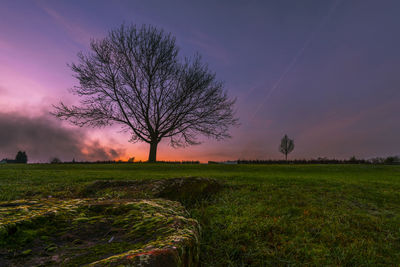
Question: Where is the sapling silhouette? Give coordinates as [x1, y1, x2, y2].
[279, 134, 294, 161]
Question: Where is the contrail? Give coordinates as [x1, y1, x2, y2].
[251, 0, 342, 120]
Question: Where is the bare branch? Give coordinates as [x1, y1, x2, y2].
[53, 24, 238, 162]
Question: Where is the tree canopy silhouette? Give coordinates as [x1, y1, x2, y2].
[279, 134, 294, 161]
[53, 24, 238, 162]
[15, 151, 28, 163]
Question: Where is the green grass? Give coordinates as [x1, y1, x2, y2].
[1, 163, 400, 266]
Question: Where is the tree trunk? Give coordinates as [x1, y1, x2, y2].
[285, 153, 288, 162]
[148, 141, 158, 162]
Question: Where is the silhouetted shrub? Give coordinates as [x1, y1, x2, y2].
[384, 156, 400, 164]
[50, 157, 62, 164]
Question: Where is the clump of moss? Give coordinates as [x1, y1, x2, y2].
[0, 198, 200, 266]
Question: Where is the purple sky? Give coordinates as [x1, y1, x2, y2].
[0, 0, 399, 162]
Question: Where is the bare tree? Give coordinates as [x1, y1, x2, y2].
[279, 134, 294, 161]
[53, 24, 238, 162]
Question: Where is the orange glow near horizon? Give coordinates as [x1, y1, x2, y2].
[1, 1, 400, 162]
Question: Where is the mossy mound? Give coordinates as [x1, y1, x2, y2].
[0, 198, 200, 266]
[81, 177, 222, 204]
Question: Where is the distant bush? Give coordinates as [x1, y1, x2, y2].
[384, 156, 400, 164]
[50, 157, 62, 164]
[349, 156, 358, 163]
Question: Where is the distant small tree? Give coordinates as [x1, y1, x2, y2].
[127, 157, 135, 163]
[15, 151, 28, 163]
[279, 134, 294, 161]
[50, 157, 62, 164]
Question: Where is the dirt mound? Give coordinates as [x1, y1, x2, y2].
[1, 177, 222, 266]
[0, 199, 199, 266]
[81, 177, 222, 204]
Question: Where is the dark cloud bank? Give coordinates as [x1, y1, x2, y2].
[0, 112, 125, 162]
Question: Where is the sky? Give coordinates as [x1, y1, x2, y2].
[0, 0, 399, 162]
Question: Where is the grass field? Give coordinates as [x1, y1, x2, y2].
[1, 163, 400, 266]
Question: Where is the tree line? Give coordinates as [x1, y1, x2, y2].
[237, 156, 400, 165]
[0, 151, 28, 163]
